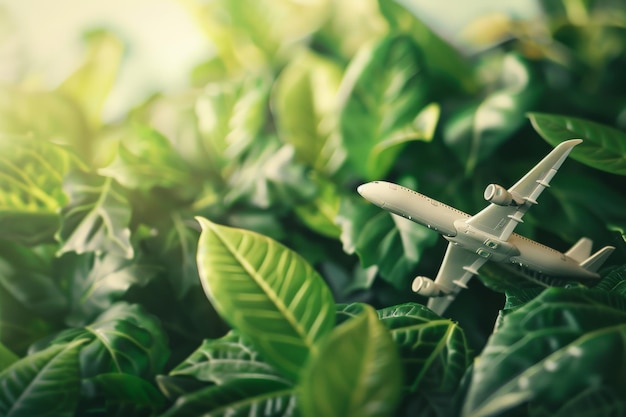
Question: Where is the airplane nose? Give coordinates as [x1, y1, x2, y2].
[357, 183, 373, 199]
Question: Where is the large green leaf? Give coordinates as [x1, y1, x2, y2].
[160, 378, 297, 417]
[528, 112, 626, 175]
[594, 265, 626, 296]
[443, 53, 541, 174]
[336, 195, 437, 289]
[0, 134, 77, 245]
[0, 339, 86, 417]
[33, 302, 169, 380]
[56, 172, 133, 259]
[298, 304, 402, 417]
[377, 303, 470, 394]
[0, 340, 18, 372]
[463, 288, 626, 417]
[195, 217, 335, 381]
[272, 50, 346, 175]
[170, 331, 289, 385]
[339, 34, 435, 179]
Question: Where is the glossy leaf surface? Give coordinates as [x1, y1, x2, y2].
[196, 217, 335, 380]
[463, 288, 626, 417]
[529, 112, 626, 175]
[299, 304, 402, 417]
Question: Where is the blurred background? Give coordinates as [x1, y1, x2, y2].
[1, 0, 536, 120]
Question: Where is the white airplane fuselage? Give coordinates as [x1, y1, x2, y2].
[358, 181, 599, 280]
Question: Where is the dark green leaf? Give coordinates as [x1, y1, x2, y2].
[528, 112, 626, 175]
[195, 217, 335, 381]
[339, 34, 435, 179]
[0, 340, 85, 417]
[273, 50, 346, 175]
[0, 341, 18, 372]
[377, 303, 470, 395]
[463, 288, 626, 417]
[160, 378, 296, 417]
[56, 172, 133, 259]
[298, 304, 402, 417]
[82, 373, 166, 416]
[336, 195, 437, 289]
[594, 265, 626, 296]
[170, 331, 289, 385]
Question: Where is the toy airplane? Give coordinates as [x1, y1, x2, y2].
[357, 139, 614, 315]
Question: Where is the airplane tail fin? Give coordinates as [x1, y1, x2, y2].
[565, 237, 593, 263]
[580, 246, 615, 273]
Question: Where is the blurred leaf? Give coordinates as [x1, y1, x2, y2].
[0, 341, 18, 372]
[529, 112, 626, 175]
[0, 88, 90, 157]
[63, 252, 158, 326]
[0, 242, 66, 319]
[594, 265, 626, 296]
[34, 302, 169, 380]
[336, 195, 437, 289]
[196, 217, 335, 381]
[225, 142, 316, 210]
[339, 34, 434, 179]
[98, 125, 193, 194]
[0, 340, 85, 417]
[82, 373, 166, 416]
[444, 53, 541, 174]
[170, 331, 289, 385]
[299, 304, 402, 417]
[379, 0, 477, 93]
[377, 303, 470, 398]
[160, 378, 296, 417]
[463, 288, 626, 417]
[195, 74, 271, 177]
[273, 50, 346, 175]
[0, 134, 78, 245]
[56, 173, 133, 259]
[294, 175, 341, 239]
[183, 0, 329, 70]
[58, 29, 124, 128]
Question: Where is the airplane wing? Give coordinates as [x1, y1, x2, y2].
[427, 243, 489, 315]
[466, 139, 582, 241]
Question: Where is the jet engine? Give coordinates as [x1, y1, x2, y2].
[483, 184, 523, 206]
[412, 276, 448, 297]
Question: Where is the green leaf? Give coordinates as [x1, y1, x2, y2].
[35, 302, 169, 380]
[528, 112, 626, 175]
[98, 125, 193, 193]
[0, 341, 18, 372]
[170, 331, 289, 385]
[0, 134, 78, 245]
[378, 0, 477, 93]
[444, 53, 541, 174]
[463, 288, 626, 417]
[195, 74, 271, 176]
[336, 195, 437, 289]
[594, 265, 626, 296]
[272, 50, 346, 175]
[62, 252, 158, 326]
[0, 340, 86, 417]
[377, 303, 470, 396]
[56, 172, 133, 259]
[339, 34, 434, 179]
[160, 378, 297, 417]
[298, 304, 402, 417]
[195, 217, 335, 381]
[293, 176, 341, 239]
[57, 29, 124, 128]
[82, 373, 166, 416]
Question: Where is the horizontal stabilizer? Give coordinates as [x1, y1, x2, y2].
[580, 246, 615, 273]
[565, 237, 593, 263]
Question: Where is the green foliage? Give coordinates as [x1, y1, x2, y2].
[1, 0, 626, 415]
